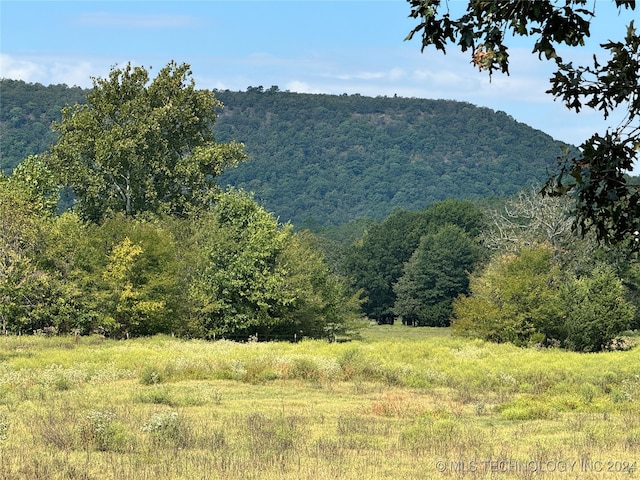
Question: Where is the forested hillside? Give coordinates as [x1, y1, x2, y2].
[213, 87, 569, 226]
[0, 80, 86, 172]
[1, 80, 569, 227]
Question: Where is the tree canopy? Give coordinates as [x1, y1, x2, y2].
[1, 79, 573, 228]
[344, 199, 484, 320]
[405, 0, 640, 249]
[45, 62, 246, 222]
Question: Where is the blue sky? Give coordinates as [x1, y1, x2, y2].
[1, 1, 637, 163]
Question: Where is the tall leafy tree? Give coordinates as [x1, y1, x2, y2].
[563, 266, 635, 351]
[46, 61, 246, 222]
[187, 190, 359, 339]
[344, 200, 484, 320]
[0, 158, 56, 334]
[405, 0, 640, 249]
[188, 190, 293, 337]
[345, 209, 432, 320]
[393, 224, 480, 326]
[452, 245, 566, 346]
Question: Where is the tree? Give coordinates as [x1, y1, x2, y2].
[267, 230, 362, 339]
[393, 224, 480, 326]
[452, 245, 566, 346]
[563, 265, 635, 351]
[452, 244, 634, 350]
[345, 209, 430, 320]
[187, 190, 359, 340]
[344, 200, 484, 321]
[481, 188, 575, 253]
[46, 61, 246, 222]
[405, 0, 640, 249]
[0, 170, 51, 334]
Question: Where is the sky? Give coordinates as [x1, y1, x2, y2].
[1, 0, 637, 169]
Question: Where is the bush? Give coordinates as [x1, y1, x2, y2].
[141, 411, 192, 448]
[452, 245, 635, 351]
[562, 266, 635, 351]
[452, 245, 564, 347]
[139, 365, 165, 385]
[81, 410, 130, 452]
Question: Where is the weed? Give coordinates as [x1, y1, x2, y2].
[243, 412, 304, 464]
[474, 401, 487, 415]
[339, 347, 382, 381]
[139, 365, 164, 385]
[370, 391, 424, 418]
[80, 410, 130, 452]
[579, 383, 597, 403]
[33, 409, 77, 450]
[290, 356, 321, 382]
[1, 328, 640, 479]
[136, 386, 174, 406]
[0, 411, 7, 442]
[400, 415, 462, 454]
[337, 414, 391, 436]
[141, 410, 193, 448]
[498, 396, 555, 420]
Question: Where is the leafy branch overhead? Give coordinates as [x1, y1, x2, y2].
[406, 0, 640, 249]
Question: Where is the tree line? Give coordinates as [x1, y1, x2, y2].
[0, 63, 360, 340]
[1, 78, 570, 228]
[339, 190, 639, 351]
[1, 61, 638, 351]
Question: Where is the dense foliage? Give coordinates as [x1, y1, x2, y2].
[1, 79, 569, 227]
[405, 0, 640, 249]
[45, 62, 246, 222]
[453, 245, 635, 351]
[0, 174, 361, 339]
[0, 80, 86, 174]
[1, 65, 638, 349]
[393, 224, 480, 326]
[452, 191, 638, 351]
[343, 199, 485, 322]
[0, 65, 360, 340]
[214, 87, 568, 226]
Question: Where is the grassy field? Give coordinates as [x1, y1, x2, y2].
[0, 323, 638, 479]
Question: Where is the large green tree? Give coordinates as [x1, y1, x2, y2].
[452, 244, 634, 350]
[393, 224, 480, 326]
[453, 245, 568, 347]
[0, 157, 57, 334]
[344, 199, 484, 320]
[187, 190, 360, 340]
[46, 61, 246, 222]
[406, 0, 639, 249]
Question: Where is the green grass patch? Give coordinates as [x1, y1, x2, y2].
[0, 326, 639, 479]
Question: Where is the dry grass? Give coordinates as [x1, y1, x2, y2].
[0, 325, 638, 479]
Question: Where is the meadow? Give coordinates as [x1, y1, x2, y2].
[0, 324, 638, 479]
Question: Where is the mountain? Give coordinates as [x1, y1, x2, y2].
[214, 88, 568, 227]
[1, 80, 569, 227]
[0, 79, 86, 173]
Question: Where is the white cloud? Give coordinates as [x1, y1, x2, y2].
[0, 53, 115, 88]
[0, 54, 45, 83]
[284, 80, 326, 94]
[49, 61, 97, 88]
[334, 71, 386, 81]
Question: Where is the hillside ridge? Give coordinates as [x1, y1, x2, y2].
[1, 80, 569, 227]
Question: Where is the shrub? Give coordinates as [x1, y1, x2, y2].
[81, 410, 129, 452]
[453, 245, 635, 351]
[562, 266, 635, 351]
[139, 365, 164, 385]
[141, 411, 192, 448]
